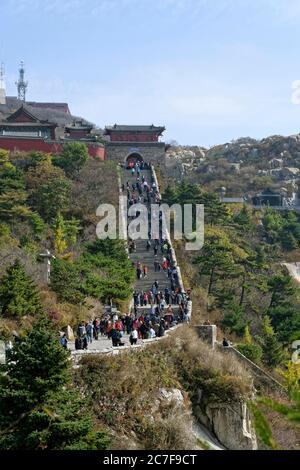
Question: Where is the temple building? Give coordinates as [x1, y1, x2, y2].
[104, 124, 166, 167]
[252, 188, 283, 207]
[0, 64, 166, 164]
[0, 64, 104, 158]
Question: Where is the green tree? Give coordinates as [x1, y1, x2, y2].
[25, 158, 72, 222]
[28, 211, 47, 240]
[26, 151, 50, 168]
[35, 178, 72, 222]
[267, 275, 296, 310]
[86, 238, 129, 261]
[233, 205, 255, 232]
[177, 181, 202, 205]
[267, 305, 300, 344]
[0, 260, 42, 318]
[82, 239, 135, 304]
[221, 302, 247, 336]
[261, 332, 283, 368]
[0, 315, 109, 449]
[0, 158, 29, 221]
[50, 258, 85, 303]
[53, 142, 89, 178]
[161, 185, 178, 206]
[237, 343, 263, 364]
[262, 208, 284, 245]
[65, 217, 81, 247]
[258, 316, 283, 367]
[195, 233, 237, 294]
[200, 192, 230, 226]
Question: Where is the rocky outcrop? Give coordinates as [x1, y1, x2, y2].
[164, 134, 300, 182]
[153, 386, 256, 450]
[165, 146, 206, 179]
[159, 387, 184, 406]
[194, 398, 257, 450]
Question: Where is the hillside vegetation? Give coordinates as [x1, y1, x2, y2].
[165, 134, 300, 197]
[0, 140, 299, 450]
[162, 181, 300, 367]
[0, 144, 134, 339]
[75, 325, 252, 450]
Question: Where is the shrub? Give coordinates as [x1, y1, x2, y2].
[53, 142, 88, 178]
[237, 343, 263, 364]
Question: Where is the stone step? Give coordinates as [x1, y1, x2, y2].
[136, 305, 181, 315]
[122, 166, 179, 300]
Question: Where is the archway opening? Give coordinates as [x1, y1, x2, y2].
[126, 153, 143, 169]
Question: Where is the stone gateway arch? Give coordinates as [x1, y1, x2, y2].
[104, 124, 166, 168]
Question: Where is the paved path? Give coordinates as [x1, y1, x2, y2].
[68, 333, 133, 351]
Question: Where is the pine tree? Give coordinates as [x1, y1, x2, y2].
[233, 205, 254, 231]
[262, 334, 283, 367]
[200, 192, 230, 226]
[53, 142, 89, 178]
[195, 237, 236, 294]
[161, 185, 178, 206]
[267, 275, 296, 309]
[0, 260, 42, 318]
[0, 314, 109, 450]
[260, 316, 283, 367]
[50, 258, 85, 303]
[221, 302, 247, 336]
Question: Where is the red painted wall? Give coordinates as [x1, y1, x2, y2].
[0, 137, 105, 159]
[67, 129, 89, 139]
[110, 132, 159, 142]
[12, 113, 36, 123]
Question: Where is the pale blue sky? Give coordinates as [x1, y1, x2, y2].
[1, 0, 300, 146]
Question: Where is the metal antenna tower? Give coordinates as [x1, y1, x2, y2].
[0, 63, 4, 88]
[0, 62, 5, 104]
[15, 61, 28, 101]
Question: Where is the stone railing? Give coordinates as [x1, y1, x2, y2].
[71, 324, 183, 365]
[150, 164, 186, 296]
[117, 169, 128, 245]
[194, 325, 286, 395]
[215, 342, 286, 395]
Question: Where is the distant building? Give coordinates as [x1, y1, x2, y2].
[221, 197, 246, 204]
[252, 188, 283, 207]
[0, 64, 104, 158]
[104, 124, 166, 167]
[0, 99, 104, 158]
[280, 167, 300, 179]
[219, 186, 246, 204]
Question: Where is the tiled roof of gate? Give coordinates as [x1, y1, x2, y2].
[104, 124, 165, 133]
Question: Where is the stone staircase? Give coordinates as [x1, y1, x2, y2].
[122, 166, 184, 317]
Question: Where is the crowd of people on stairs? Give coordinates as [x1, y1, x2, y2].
[68, 160, 191, 351]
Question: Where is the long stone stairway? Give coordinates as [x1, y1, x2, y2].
[122, 166, 181, 316]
